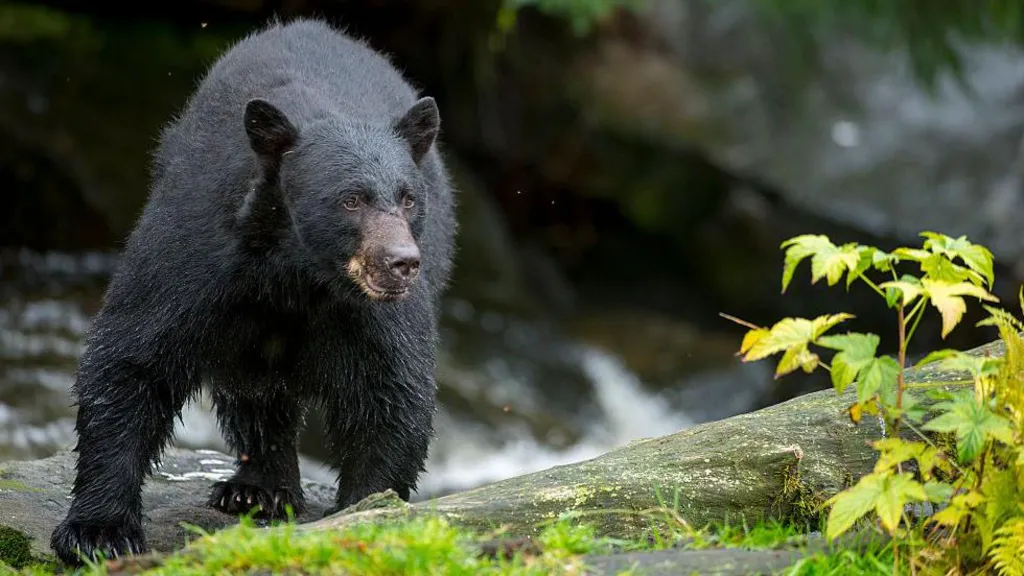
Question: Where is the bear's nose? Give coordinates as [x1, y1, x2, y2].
[385, 244, 421, 280]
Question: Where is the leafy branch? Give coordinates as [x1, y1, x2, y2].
[725, 231, 1024, 575]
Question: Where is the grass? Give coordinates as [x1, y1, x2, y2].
[4, 512, 899, 575]
[782, 545, 898, 576]
[69, 515, 604, 576]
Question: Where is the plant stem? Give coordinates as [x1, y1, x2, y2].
[718, 312, 762, 331]
[894, 304, 907, 436]
[904, 298, 928, 347]
[974, 443, 990, 494]
[857, 274, 887, 300]
[894, 539, 900, 575]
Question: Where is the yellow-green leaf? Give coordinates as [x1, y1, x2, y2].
[810, 314, 855, 339]
[920, 231, 995, 288]
[811, 243, 861, 287]
[927, 490, 984, 529]
[910, 251, 985, 285]
[914, 446, 943, 480]
[825, 474, 883, 540]
[780, 235, 828, 293]
[921, 480, 954, 503]
[914, 348, 959, 368]
[817, 333, 879, 394]
[740, 314, 854, 363]
[775, 345, 820, 378]
[780, 235, 862, 292]
[848, 398, 880, 424]
[824, 472, 926, 539]
[960, 490, 985, 508]
[878, 280, 924, 308]
[899, 391, 928, 426]
[855, 356, 900, 405]
[874, 473, 927, 534]
[871, 438, 933, 474]
[920, 349, 1003, 395]
[847, 247, 875, 289]
[922, 278, 999, 338]
[871, 249, 898, 272]
[923, 392, 1016, 463]
[738, 327, 769, 356]
[927, 505, 966, 528]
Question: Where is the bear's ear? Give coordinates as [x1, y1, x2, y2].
[394, 97, 440, 165]
[244, 98, 298, 170]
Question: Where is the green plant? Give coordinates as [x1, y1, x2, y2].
[726, 232, 1024, 575]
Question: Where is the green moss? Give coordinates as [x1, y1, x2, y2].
[0, 525, 33, 570]
[0, 479, 42, 493]
[767, 451, 827, 527]
[0, 469, 42, 493]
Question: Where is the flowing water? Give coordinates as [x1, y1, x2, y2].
[0, 248, 772, 499]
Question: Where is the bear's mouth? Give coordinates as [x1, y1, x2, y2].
[346, 257, 411, 302]
[361, 275, 410, 301]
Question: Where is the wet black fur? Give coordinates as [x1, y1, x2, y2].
[50, 17, 457, 565]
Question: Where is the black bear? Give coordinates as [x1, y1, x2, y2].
[50, 17, 456, 565]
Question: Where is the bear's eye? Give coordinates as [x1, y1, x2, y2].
[343, 196, 361, 211]
[402, 196, 415, 210]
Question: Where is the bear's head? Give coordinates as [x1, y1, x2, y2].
[241, 96, 440, 302]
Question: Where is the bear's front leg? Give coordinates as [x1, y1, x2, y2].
[207, 389, 306, 519]
[50, 341, 196, 566]
[321, 381, 436, 515]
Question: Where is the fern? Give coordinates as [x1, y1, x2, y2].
[990, 518, 1024, 576]
[979, 300, 1024, 434]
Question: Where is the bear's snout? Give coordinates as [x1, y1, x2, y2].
[347, 210, 421, 301]
[384, 243, 421, 281]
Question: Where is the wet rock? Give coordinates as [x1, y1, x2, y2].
[0, 447, 333, 559]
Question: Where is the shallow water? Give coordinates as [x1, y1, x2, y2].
[0, 249, 771, 499]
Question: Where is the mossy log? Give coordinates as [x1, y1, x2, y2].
[309, 339, 995, 539]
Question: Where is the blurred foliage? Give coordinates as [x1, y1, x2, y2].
[0, 1, 72, 41]
[499, 0, 647, 35]
[0, 0, 240, 237]
[6, 0, 1024, 90]
[746, 0, 1024, 89]
[502, 0, 1024, 89]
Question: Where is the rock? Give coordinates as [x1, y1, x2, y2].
[583, 548, 808, 576]
[0, 447, 333, 560]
